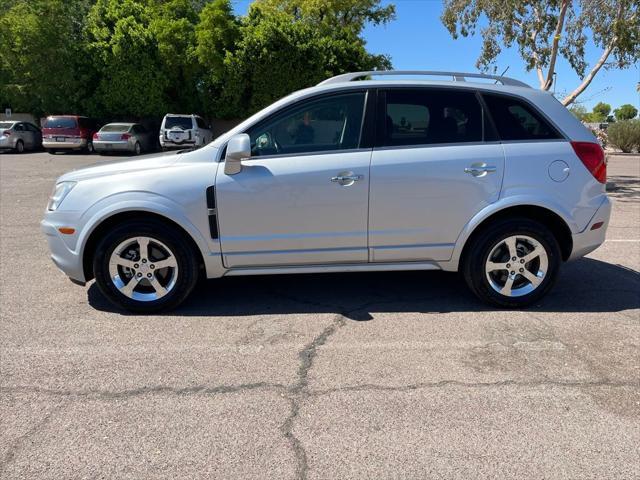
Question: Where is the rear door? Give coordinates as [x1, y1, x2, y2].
[368, 87, 505, 262]
[216, 90, 373, 268]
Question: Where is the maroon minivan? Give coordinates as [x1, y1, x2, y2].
[42, 116, 100, 154]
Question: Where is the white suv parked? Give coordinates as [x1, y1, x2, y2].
[42, 71, 610, 313]
[159, 114, 213, 150]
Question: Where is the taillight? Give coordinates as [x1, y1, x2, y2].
[571, 141, 606, 184]
[93, 132, 99, 140]
[121, 133, 131, 140]
[2, 130, 10, 136]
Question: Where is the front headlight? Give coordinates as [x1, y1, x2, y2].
[47, 181, 76, 211]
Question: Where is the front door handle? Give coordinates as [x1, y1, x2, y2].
[464, 163, 497, 177]
[331, 172, 364, 186]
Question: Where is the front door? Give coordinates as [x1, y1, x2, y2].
[369, 87, 505, 262]
[216, 91, 372, 268]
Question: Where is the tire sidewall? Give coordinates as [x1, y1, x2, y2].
[93, 221, 199, 313]
[16, 140, 24, 153]
[464, 219, 561, 308]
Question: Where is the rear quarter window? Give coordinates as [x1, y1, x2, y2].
[482, 93, 562, 141]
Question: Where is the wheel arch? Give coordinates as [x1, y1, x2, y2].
[459, 205, 573, 267]
[82, 210, 206, 281]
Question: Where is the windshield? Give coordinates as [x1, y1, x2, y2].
[164, 117, 192, 130]
[101, 124, 131, 132]
[43, 117, 77, 129]
[0, 122, 15, 129]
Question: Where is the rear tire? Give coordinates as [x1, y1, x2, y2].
[134, 142, 141, 155]
[85, 141, 94, 154]
[462, 218, 561, 308]
[93, 219, 200, 313]
[15, 140, 24, 153]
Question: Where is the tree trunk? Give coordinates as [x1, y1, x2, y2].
[543, 0, 569, 91]
[561, 41, 615, 106]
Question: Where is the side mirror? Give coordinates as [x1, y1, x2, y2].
[224, 133, 251, 175]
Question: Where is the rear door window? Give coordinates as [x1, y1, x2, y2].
[380, 89, 484, 147]
[482, 93, 562, 141]
[196, 117, 208, 129]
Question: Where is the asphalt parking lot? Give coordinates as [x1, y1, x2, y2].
[1, 150, 638, 479]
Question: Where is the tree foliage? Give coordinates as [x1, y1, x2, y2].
[614, 103, 638, 120]
[441, 0, 640, 105]
[0, 0, 393, 120]
[0, 0, 93, 116]
[213, 1, 392, 117]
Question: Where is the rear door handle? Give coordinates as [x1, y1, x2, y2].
[464, 163, 497, 177]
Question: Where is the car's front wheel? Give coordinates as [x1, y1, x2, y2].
[462, 218, 561, 308]
[93, 219, 200, 313]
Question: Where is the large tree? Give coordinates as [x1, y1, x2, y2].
[0, 0, 94, 117]
[212, 0, 393, 118]
[441, 0, 640, 105]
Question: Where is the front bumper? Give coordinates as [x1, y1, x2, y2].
[569, 196, 612, 260]
[42, 138, 87, 150]
[41, 218, 86, 284]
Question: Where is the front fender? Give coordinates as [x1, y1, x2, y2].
[76, 191, 224, 279]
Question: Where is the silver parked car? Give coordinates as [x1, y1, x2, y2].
[0, 121, 42, 153]
[42, 71, 610, 313]
[94, 123, 155, 155]
[159, 114, 213, 150]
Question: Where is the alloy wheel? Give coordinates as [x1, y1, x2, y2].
[108, 236, 179, 302]
[485, 235, 549, 297]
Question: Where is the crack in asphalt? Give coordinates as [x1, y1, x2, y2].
[2, 289, 637, 478]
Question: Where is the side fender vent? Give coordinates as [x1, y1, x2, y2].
[205, 186, 219, 239]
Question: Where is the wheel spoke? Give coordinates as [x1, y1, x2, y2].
[504, 236, 518, 259]
[112, 257, 137, 269]
[149, 275, 167, 296]
[154, 255, 177, 269]
[137, 237, 149, 261]
[500, 274, 516, 296]
[121, 276, 141, 297]
[486, 261, 508, 272]
[522, 269, 543, 287]
[522, 244, 544, 263]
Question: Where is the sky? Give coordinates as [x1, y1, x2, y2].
[232, 0, 639, 111]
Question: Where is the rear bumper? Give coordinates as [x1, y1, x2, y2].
[41, 219, 86, 284]
[94, 140, 133, 152]
[43, 138, 87, 150]
[569, 196, 612, 260]
[0, 137, 16, 149]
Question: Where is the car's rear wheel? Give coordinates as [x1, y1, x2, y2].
[134, 142, 141, 155]
[15, 140, 24, 153]
[93, 219, 200, 313]
[462, 218, 561, 308]
[85, 141, 94, 154]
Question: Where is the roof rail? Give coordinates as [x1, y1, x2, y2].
[318, 70, 530, 88]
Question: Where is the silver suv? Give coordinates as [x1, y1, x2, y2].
[159, 114, 213, 150]
[42, 71, 610, 313]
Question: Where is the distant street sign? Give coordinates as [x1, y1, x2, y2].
[4, 108, 11, 117]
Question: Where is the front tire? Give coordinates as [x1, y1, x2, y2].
[93, 219, 200, 313]
[462, 218, 561, 308]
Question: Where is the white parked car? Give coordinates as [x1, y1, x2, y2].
[159, 114, 213, 150]
[42, 71, 610, 313]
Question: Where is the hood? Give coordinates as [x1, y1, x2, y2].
[58, 151, 181, 182]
